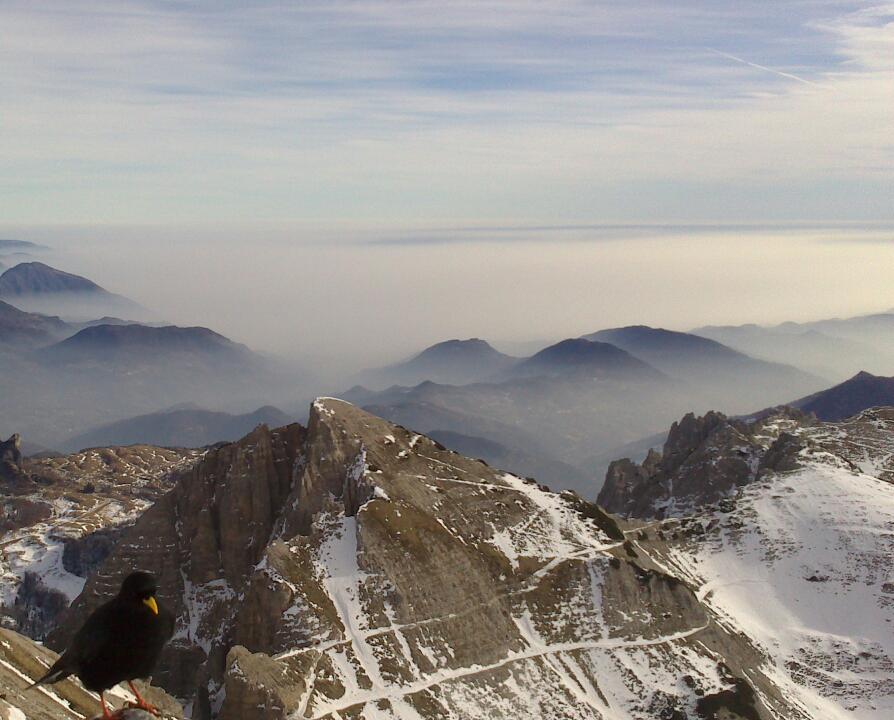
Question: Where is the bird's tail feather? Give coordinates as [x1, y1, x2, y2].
[27, 662, 72, 689]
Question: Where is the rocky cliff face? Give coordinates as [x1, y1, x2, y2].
[51, 399, 833, 720]
[0, 444, 202, 638]
[598, 409, 814, 518]
[0, 434, 24, 482]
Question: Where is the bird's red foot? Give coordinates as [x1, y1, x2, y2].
[126, 681, 161, 716]
[124, 700, 160, 716]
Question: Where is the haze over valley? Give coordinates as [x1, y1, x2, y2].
[3, 2, 894, 719]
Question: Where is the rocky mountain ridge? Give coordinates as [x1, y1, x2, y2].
[624, 406, 894, 719]
[45, 399, 894, 719]
[598, 408, 813, 518]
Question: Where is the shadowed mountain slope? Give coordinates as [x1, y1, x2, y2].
[0, 299, 71, 349]
[790, 371, 894, 421]
[0, 261, 146, 319]
[62, 405, 293, 452]
[509, 337, 663, 379]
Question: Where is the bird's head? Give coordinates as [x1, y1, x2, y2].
[120, 571, 160, 616]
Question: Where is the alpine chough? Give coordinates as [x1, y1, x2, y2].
[30, 571, 174, 718]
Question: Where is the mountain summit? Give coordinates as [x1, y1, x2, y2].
[0, 262, 146, 319]
[0, 262, 105, 296]
[47, 398, 876, 719]
[362, 338, 516, 387]
[510, 338, 662, 379]
[585, 325, 822, 409]
[791, 370, 894, 421]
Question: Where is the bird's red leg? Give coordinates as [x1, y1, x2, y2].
[126, 680, 160, 716]
[100, 692, 116, 720]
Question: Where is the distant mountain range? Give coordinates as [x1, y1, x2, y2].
[347, 328, 825, 497]
[62, 404, 293, 452]
[0, 319, 304, 450]
[585, 325, 824, 410]
[0, 262, 147, 320]
[508, 337, 663, 380]
[0, 239, 47, 251]
[694, 312, 894, 381]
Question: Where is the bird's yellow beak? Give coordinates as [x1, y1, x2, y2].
[143, 596, 159, 615]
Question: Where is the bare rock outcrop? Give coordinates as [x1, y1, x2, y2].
[0, 433, 26, 483]
[598, 409, 811, 518]
[49, 399, 809, 719]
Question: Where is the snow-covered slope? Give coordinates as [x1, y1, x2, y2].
[0, 445, 202, 638]
[54, 399, 828, 719]
[630, 408, 894, 719]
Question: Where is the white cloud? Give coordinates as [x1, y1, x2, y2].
[0, 1, 891, 223]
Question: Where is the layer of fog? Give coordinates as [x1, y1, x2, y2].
[4, 222, 894, 385]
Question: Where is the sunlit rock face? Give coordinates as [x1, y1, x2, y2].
[48, 401, 894, 719]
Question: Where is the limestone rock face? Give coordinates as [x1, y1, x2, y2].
[218, 646, 306, 720]
[49, 423, 306, 708]
[1, 444, 201, 637]
[598, 409, 812, 518]
[50, 400, 819, 719]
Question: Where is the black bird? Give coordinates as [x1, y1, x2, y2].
[30, 571, 174, 719]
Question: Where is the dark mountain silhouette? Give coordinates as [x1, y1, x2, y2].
[791, 371, 894, 421]
[0, 324, 301, 450]
[0, 300, 72, 349]
[508, 338, 663, 379]
[361, 338, 517, 387]
[0, 239, 48, 252]
[0, 262, 146, 319]
[586, 325, 823, 408]
[39, 324, 255, 368]
[0, 262, 104, 295]
[62, 405, 293, 452]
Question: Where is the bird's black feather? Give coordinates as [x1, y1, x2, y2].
[30, 571, 174, 693]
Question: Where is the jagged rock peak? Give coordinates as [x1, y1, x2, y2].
[0, 433, 25, 481]
[598, 409, 810, 518]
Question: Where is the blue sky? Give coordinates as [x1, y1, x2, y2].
[1, 1, 892, 225]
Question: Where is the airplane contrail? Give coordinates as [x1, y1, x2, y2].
[707, 48, 823, 87]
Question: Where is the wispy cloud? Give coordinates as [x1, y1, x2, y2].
[0, 1, 892, 224]
[706, 48, 824, 86]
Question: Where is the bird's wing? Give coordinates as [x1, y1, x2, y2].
[159, 604, 176, 641]
[67, 599, 117, 665]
